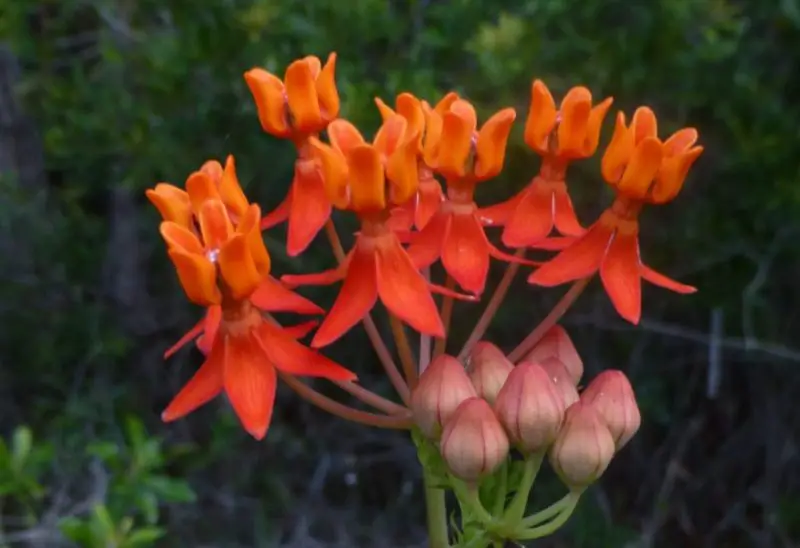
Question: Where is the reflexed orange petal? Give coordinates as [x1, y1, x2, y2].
[316, 53, 339, 121]
[162, 336, 224, 422]
[475, 107, 516, 180]
[222, 333, 277, 440]
[281, 259, 347, 288]
[387, 134, 419, 206]
[478, 192, 524, 227]
[164, 316, 204, 359]
[442, 212, 490, 294]
[285, 59, 322, 132]
[255, 321, 356, 379]
[168, 249, 220, 305]
[524, 80, 557, 154]
[416, 174, 443, 229]
[218, 234, 263, 300]
[375, 237, 445, 337]
[528, 222, 614, 287]
[436, 108, 474, 179]
[311, 246, 378, 347]
[309, 138, 349, 211]
[663, 128, 699, 156]
[373, 115, 408, 158]
[553, 186, 584, 237]
[346, 145, 385, 212]
[236, 204, 271, 275]
[146, 184, 192, 227]
[582, 97, 614, 157]
[600, 231, 642, 324]
[260, 192, 290, 230]
[287, 160, 332, 256]
[502, 184, 553, 248]
[282, 320, 318, 340]
[243, 68, 290, 138]
[197, 305, 221, 355]
[631, 107, 657, 143]
[374, 97, 396, 121]
[160, 222, 204, 254]
[185, 171, 222, 214]
[557, 87, 592, 157]
[198, 200, 233, 250]
[600, 112, 634, 185]
[617, 137, 663, 200]
[219, 156, 249, 217]
[406, 211, 448, 269]
[641, 265, 697, 294]
[201, 160, 223, 183]
[651, 146, 703, 204]
[249, 276, 324, 315]
[327, 119, 365, 155]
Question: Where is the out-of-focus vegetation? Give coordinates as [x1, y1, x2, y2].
[1, 0, 799, 546]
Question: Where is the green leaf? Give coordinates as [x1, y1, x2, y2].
[123, 527, 166, 547]
[10, 426, 33, 472]
[144, 475, 196, 503]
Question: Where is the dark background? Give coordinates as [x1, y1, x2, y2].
[1, 1, 799, 546]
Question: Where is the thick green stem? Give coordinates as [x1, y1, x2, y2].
[424, 469, 450, 548]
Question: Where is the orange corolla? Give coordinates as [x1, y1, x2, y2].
[529, 107, 704, 324]
[244, 53, 340, 257]
[405, 98, 532, 295]
[281, 114, 462, 347]
[376, 91, 460, 233]
[480, 80, 613, 248]
[148, 161, 354, 440]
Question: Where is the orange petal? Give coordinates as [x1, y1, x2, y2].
[168, 249, 220, 305]
[640, 265, 697, 294]
[236, 204, 271, 276]
[553, 185, 584, 237]
[219, 155, 249, 218]
[243, 68, 291, 138]
[663, 128, 698, 156]
[600, 112, 634, 185]
[631, 107, 658, 143]
[311, 246, 378, 347]
[196, 305, 221, 355]
[416, 174, 443, 229]
[222, 333, 277, 440]
[260, 192, 290, 230]
[557, 87, 592, 158]
[164, 316, 204, 359]
[395, 93, 425, 144]
[651, 146, 703, 204]
[524, 80, 557, 154]
[285, 59, 322, 133]
[475, 107, 516, 180]
[282, 320, 319, 340]
[162, 337, 224, 422]
[218, 234, 263, 300]
[255, 321, 356, 379]
[375, 237, 445, 338]
[599, 231, 642, 324]
[316, 53, 339, 121]
[249, 276, 325, 315]
[528, 221, 614, 287]
[616, 137, 663, 200]
[185, 171, 222, 214]
[281, 260, 347, 288]
[200, 160, 223, 183]
[301, 55, 322, 78]
[373, 114, 408, 158]
[374, 96, 396, 121]
[146, 183, 192, 227]
[346, 145, 385, 213]
[478, 192, 524, 227]
[386, 134, 420, 206]
[327, 119, 365, 155]
[160, 222, 204, 254]
[309, 138, 349, 210]
[441, 212, 490, 294]
[502, 184, 553, 248]
[583, 97, 614, 157]
[198, 200, 233, 250]
[436, 107, 474, 179]
[406, 211, 448, 269]
[286, 159, 332, 256]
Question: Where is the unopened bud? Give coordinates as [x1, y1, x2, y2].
[440, 397, 510, 481]
[581, 370, 641, 450]
[549, 401, 615, 490]
[494, 362, 565, 454]
[538, 357, 580, 407]
[525, 325, 583, 384]
[411, 354, 477, 439]
[466, 342, 514, 404]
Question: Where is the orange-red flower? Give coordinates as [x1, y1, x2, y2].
[244, 54, 340, 257]
[480, 80, 613, 248]
[281, 114, 467, 347]
[405, 98, 533, 294]
[148, 158, 354, 440]
[529, 107, 704, 324]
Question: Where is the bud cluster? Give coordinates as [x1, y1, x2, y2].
[411, 325, 642, 491]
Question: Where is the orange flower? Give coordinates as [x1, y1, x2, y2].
[529, 107, 703, 324]
[480, 80, 613, 248]
[405, 99, 533, 294]
[244, 54, 340, 257]
[280, 115, 469, 347]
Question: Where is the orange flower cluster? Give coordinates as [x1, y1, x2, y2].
[147, 51, 702, 440]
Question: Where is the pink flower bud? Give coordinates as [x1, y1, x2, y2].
[538, 357, 580, 407]
[494, 362, 565, 454]
[581, 370, 641, 450]
[549, 401, 615, 490]
[466, 342, 514, 404]
[524, 325, 583, 384]
[440, 397, 510, 481]
[411, 354, 477, 439]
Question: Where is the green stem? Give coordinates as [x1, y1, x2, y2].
[503, 453, 543, 526]
[491, 461, 508, 516]
[424, 469, 450, 548]
[451, 479, 494, 525]
[518, 492, 575, 528]
[515, 492, 581, 540]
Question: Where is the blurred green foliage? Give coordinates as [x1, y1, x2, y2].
[1, 0, 799, 545]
